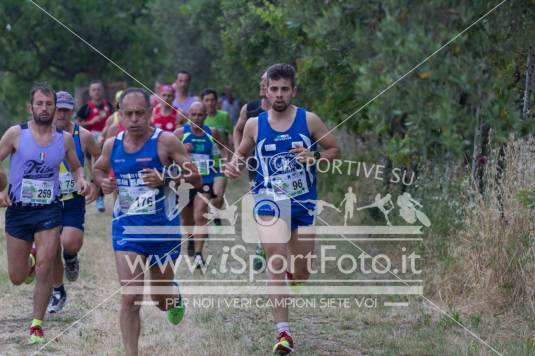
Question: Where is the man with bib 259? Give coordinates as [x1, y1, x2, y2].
[0, 82, 90, 344]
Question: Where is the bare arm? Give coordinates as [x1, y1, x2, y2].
[211, 128, 229, 161]
[141, 132, 202, 189]
[224, 117, 257, 178]
[291, 112, 341, 164]
[64, 132, 90, 195]
[0, 126, 19, 193]
[101, 114, 116, 139]
[92, 137, 116, 194]
[308, 112, 341, 161]
[232, 104, 248, 150]
[80, 127, 102, 169]
[162, 133, 202, 188]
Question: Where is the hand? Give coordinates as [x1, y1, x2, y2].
[141, 168, 164, 188]
[85, 182, 98, 205]
[0, 190, 11, 207]
[101, 177, 117, 195]
[77, 178, 90, 196]
[222, 160, 241, 179]
[290, 147, 314, 164]
[184, 143, 193, 152]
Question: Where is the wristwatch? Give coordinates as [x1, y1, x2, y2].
[314, 151, 321, 161]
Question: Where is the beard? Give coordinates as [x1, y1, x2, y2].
[33, 111, 54, 126]
[272, 101, 289, 112]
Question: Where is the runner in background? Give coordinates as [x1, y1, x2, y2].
[48, 91, 100, 314]
[175, 101, 224, 266]
[172, 70, 199, 113]
[151, 84, 185, 132]
[102, 90, 124, 140]
[233, 72, 271, 272]
[76, 79, 113, 212]
[221, 87, 240, 127]
[201, 89, 232, 225]
[150, 79, 163, 108]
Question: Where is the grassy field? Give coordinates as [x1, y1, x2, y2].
[0, 175, 534, 356]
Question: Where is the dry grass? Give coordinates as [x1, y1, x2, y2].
[0, 169, 533, 355]
[429, 138, 535, 315]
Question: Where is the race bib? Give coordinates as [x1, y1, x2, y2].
[118, 186, 157, 215]
[191, 153, 211, 176]
[21, 179, 55, 204]
[269, 170, 309, 201]
[59, 171, 76, 195]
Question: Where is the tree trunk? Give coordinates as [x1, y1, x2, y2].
[523, 46, 535, 119]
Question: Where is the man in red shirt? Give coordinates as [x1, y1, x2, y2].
[151, 84, 185, 131]
[76, 79, 113, 212]
[76, 80, 114, 139]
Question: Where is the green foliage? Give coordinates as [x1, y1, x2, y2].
[1, 0, 534, 164]
[518, 188, 535, 209]
[0, 0, 162, 124]
[150, 0, 534, 164]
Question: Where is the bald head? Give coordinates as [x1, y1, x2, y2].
[188, 101, 207, 127]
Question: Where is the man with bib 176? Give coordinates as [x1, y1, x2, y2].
[93, 88, 202, 356]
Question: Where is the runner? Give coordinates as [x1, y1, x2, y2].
[150, 79, 163, 107]
[151, 84, 185, 132]
[201, 88, 232, 225]
[220, 87, 240, 126]
[174, 101, 224, 265]
[172, 70, 199, 113]
[76, 79, 113, 212]
[224, 64, 340, 354]
[0, 82, 90, 344]
[232, 72, 271, 272]
[93, 88, 201, 356]
[102, 90, 124, 139]
[47, 91, 101, 313]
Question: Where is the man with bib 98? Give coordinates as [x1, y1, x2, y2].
[224, 64, 340, 354]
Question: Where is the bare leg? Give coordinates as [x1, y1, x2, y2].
[33, 227, 61, 321]
[53, 227, 83, 287]
[193, 193, 209, 254]
[257, 216, 291, 324]
[115, 251, 145, 356]
[149, 260, 178, 311]
[6, 234, 33, 285]
[286, 227, 315, 282]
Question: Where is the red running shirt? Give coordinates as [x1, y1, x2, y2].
[151, 105, 177, 132]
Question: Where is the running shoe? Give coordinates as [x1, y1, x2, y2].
[167, 280, 185, 325]
[253, 246, 266, 273]
[273, 331, 294, 354]
[25, 247, 37, 284]
[28, 325, 45, 344]
[47, 289, 67, 314]
[96, 195, 105, 212]
[64, 255, 80, 282]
